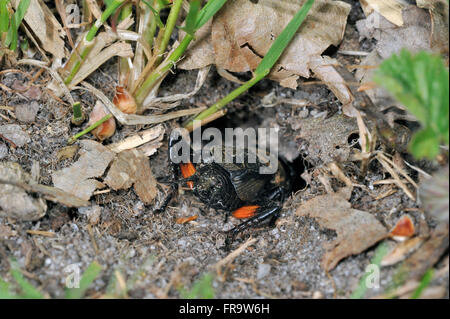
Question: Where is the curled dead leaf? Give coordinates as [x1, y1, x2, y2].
[113, 86, 137, 114]
[88, 101, 116, 141]
[389, 215, 415, 240]
[176, 215, 198, 224]
[104, 149, 157, 204]
[296, 187, 388, 271]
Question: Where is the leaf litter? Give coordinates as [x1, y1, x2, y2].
[0, 0, 448, 299]
[295, 187, 388, 271]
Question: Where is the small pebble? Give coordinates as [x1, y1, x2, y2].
[0, 124, 31, 147]
[15, 101, 40, 123]
[257, 263, 271, 280]
[0, 143, 8, 159]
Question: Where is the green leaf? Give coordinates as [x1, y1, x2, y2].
[65, 261, 102, 299]
[408, 128, 440, 160]
[255, 0, 315, 75]
[12, 0, 30, 29]
[374, 49, 449, 159]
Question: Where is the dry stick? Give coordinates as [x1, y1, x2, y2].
[185, 109, 226, 133]
[81, 81, 206, 125]
[377, 153, 416, 200]
[215, 237, 257, 280]
[25, 230, 56, 238]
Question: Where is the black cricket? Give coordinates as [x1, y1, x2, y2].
[156, 133, 296, 250]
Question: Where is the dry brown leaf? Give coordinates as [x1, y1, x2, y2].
[355, 3, 449, 110]
[52, 140, 115, 201]
[0, 124, 30, 147]
[181, 0, 351, 95]
[416, 0, 449, 53]
[359, 0, 405, 26]
[296, 187, 388, 271]
[176, 215, 198, 224]
[400, 222, 449, 280]
[12, 0, 66, 59]
[381, 237, 424, 267]
[0, 162, 47, 221]
[356, 5, 448, 59]
[211, 0, 350, 83]
[104, 149, 157, 204]
[178, 20, 214, 70]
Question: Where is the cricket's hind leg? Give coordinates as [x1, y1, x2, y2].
[224, 204, 281, 250]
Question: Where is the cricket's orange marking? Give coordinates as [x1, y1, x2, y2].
[232, 205, 260, 219]
[180, 163, 196, 189]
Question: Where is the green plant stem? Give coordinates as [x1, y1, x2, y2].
[71, 101, 85, 125]
[144, 0, 162, 51]
[68, 114, 112, 144]
[72, 102, 82, 119]
[134, 0, 228, 107]
[154, 0, 183, 66]
[184, 71, 268, 130]
[135, 33, 193, 105]
[117, 2, 133, 86]
[63, 0, 125, 85]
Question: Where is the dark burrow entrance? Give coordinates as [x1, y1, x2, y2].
[195, 111, 309, 195]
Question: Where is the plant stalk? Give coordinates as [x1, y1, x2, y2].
[63, 0, 125, 85]
[134, 33, 193, 106]
[154, 0, 183, 66]
[184, 71, 268, 130]
[68, 114, 112, 144]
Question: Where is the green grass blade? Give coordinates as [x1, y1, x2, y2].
[0, 0, 9, 34]
[9, 260, 44, 299]
[185, 0, 315, 128]
[0, 277, 16, 299]
[195, 0, 227, 30]
[5, 0, 30, 49]
[350, 242, 389, 299]
[410, 268, 434, 299]
[180, 0, 201, 36]
[142, 0, 164, 28]
[65, 261, 102, 299]
[255, 0, 314, 75]
[12, 0, 29, 28]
